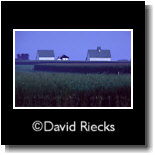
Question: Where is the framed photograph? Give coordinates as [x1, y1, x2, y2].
[1, 1, 145, 145]
[13, 29, 133, 109]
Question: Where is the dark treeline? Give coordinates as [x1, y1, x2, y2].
[16, 54, 29, 60]
[34, 63, 131, 74]
[16, 60, 130, 65]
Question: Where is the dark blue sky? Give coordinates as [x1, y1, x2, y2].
[15, 30, 131, 61]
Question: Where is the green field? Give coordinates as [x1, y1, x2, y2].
[15, 64, 131, 107]
[15, 65, 34, 72]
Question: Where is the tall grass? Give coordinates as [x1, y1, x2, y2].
[15, 72, 131, 107]
[15, 65, 34, 72]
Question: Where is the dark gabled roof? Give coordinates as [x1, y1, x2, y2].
[88, 50, 111, 58]
[60, 55, 69, 58]
[37, 50, 55, 57]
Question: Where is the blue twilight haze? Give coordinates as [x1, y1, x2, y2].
[15, 31, 131, 61]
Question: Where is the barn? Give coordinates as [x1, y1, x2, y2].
[36, 50, 55, 61]
[86, 46, 111, 61]
[57, 54, 69, 61]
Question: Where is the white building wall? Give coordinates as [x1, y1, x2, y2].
[39, 57, 55, 61]
[62, 58, 69, 60]
[89, 58, 111, 61]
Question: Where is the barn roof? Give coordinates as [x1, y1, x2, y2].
[37, 50, 55, 57]
[87, 47, 111, 58]
[60, 55, 69, 58]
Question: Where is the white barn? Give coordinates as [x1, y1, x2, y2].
[57, 55, 69, 61]
[36, 50, 55, 61]
[61, 55, 69, 60]
[86, 46, 111, 61]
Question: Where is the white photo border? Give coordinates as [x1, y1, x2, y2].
[13, 29, 133, 109]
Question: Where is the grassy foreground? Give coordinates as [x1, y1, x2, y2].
[15, 72, 131, 107]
